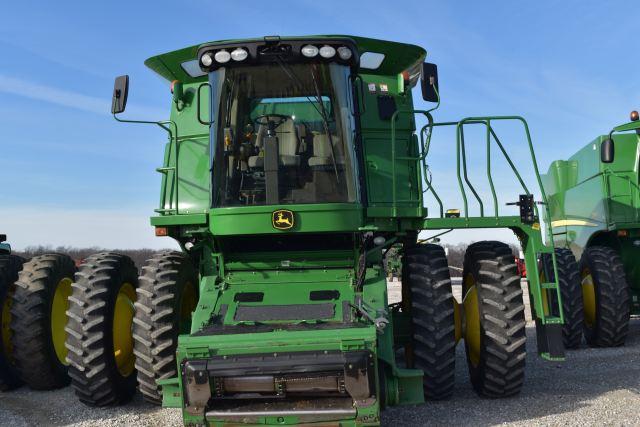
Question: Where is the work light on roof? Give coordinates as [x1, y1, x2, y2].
[214, 50, 231, 63]
[319, 45, 336, 59]
[337, 46, 352, 60]
[200, 52, 213, 67]
[301, 45, 319, 58]
[231, 48, 248, 61]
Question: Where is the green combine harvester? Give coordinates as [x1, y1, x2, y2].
[1, 35, 577, 426]
[543, 111, 640, 348]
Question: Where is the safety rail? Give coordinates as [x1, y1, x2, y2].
[153, 124, 180, 215]
[390, 112, 555, 239]
[113, 115, 181, 215]
[391, 111, 566, 337]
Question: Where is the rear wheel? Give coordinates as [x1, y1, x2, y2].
[133, 251, 198, 404]
[462, 241, 526, 397]
[11, 254, 76, 390]
[541, 248, 583, 349]
[0, 254, 24, 391]
[580, 246, 630, 347]
[66, 253, 138, 406]
[403, 244, 456, 400]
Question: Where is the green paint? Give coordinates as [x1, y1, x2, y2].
[113, 34, 567, 426]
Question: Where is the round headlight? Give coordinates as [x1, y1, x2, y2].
[201, 52, 213, 67]
[231, 48, 248, 61]
[301, 45, 319, 57]
[214, 50, 231, 63]
[319, 45, 336, 58]
[337, 46, 352, 60]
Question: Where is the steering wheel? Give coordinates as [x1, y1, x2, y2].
[253, 114, 291, 130]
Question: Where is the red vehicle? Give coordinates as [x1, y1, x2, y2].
[515, 254, 527, 278]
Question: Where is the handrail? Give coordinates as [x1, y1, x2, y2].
[458, 125, 484, 216]
[389, 113, 556, 248]
[389, 109, 435, 215]
[114, 114, 180, 215]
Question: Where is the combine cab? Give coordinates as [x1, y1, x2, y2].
[542, 111, 640, 348]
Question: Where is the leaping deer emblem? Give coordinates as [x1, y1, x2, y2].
[272, 210, 294, 229]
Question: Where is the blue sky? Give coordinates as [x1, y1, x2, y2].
[1, 1, 639, 249]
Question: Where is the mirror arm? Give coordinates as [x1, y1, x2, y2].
[112, 114, 178, 138]
[427, 83, 441, 114]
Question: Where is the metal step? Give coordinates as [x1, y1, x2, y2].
[540, 282, 558, 289]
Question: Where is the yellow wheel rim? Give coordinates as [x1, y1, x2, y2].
[1, 291, 13, 358]
[581, 269, 597, 328]
[463, 274, 481, 368]
[453, 299, 462, 343]
[51, 277, 73, 365]
[113, 282, 136, 377]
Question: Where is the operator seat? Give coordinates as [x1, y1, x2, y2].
[248, 119, 300, 168]
[308, 133, 344, 168]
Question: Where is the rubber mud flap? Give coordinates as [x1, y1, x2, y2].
[535, 320, 565, 359]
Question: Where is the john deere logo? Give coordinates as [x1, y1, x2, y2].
[272, 209, 294, 230]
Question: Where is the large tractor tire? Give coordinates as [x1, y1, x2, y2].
[11, 254, 76, 390]
[0, 254, 24, 391]
[541, 248, 583, 349]
[403, 244, 456, 400]
[66, 253, 138, 406]
[133, 251, 198, 404]
[579, 246, 630, 347]
[462, 241, 526, 397]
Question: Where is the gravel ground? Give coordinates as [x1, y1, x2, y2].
[383, 318, 640, 426]
[1, 280, 638, 426]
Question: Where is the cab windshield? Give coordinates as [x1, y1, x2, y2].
[209, 62, 358, 207]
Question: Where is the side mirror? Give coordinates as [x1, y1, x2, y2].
[111, 75, 129, 114]
[420, 62, 439, 102]
[601, 138, 614, 163]
[0, 234, 6, 243]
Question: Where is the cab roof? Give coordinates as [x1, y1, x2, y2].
[144, 35, 426, 83]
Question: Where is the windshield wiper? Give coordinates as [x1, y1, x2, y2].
[275, 58, 340, 183]
[310, 64, 339, 183]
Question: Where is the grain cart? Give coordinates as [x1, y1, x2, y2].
[542, 111, 640, 348]
[57, 35, 570, 425]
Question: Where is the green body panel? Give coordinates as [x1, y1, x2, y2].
[209, 204, 363, 235]
[115, 34, 567, 426]
[359, 74, 421, 214]
[542, 121, 640, 313]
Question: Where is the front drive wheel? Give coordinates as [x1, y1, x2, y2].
[403, 244, 456, 400]
[580, 246, 630, 347]
[66, 253, 138, 406]
[462, 241, 526, 397]
[134, 251, 198, 404]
